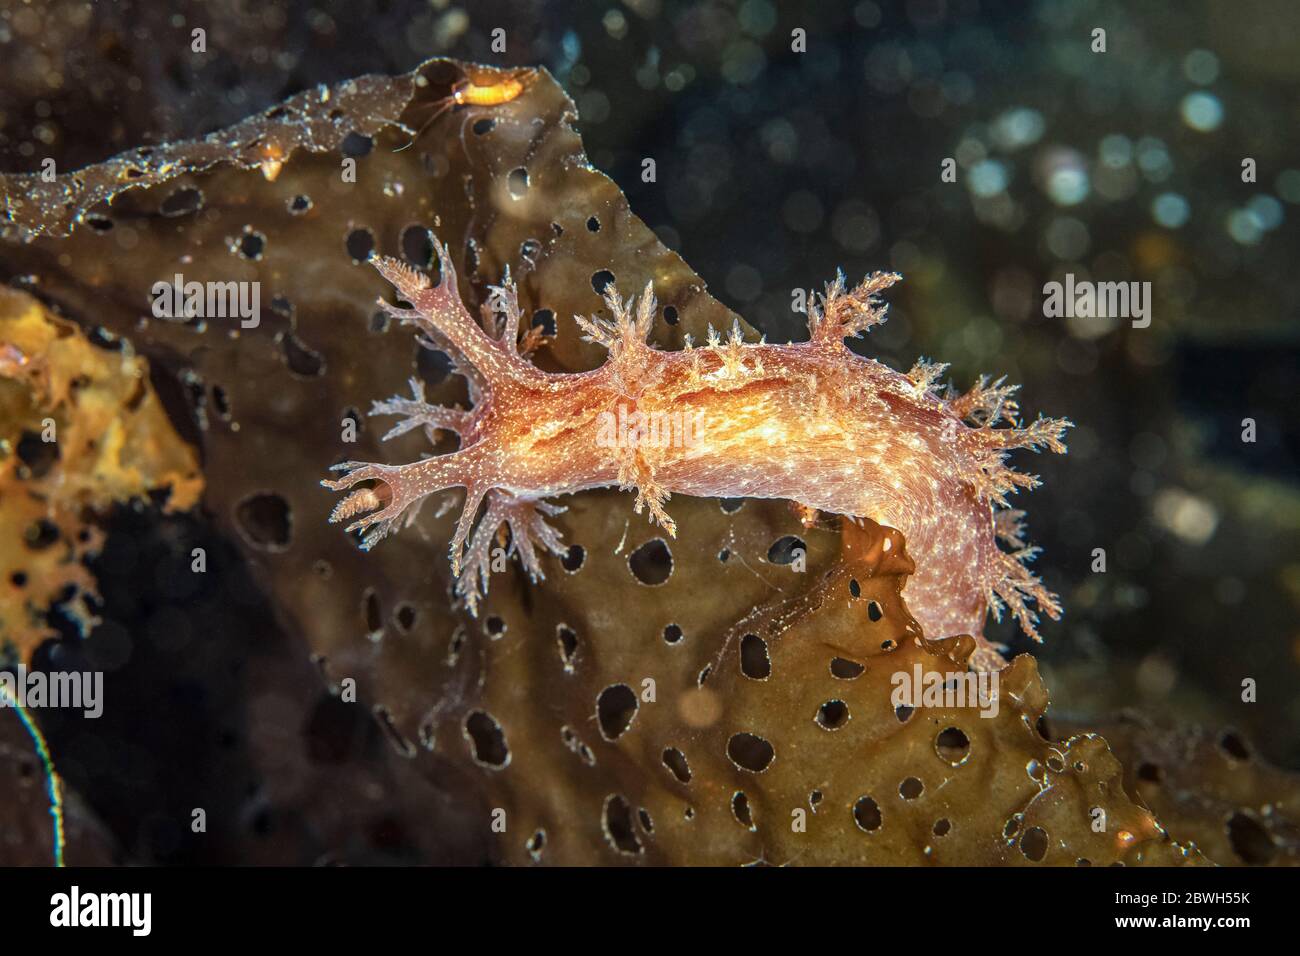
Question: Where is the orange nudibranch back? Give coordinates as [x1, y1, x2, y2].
[323, 237, 1071, 670]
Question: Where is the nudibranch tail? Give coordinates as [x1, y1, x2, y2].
[796, 261, 1070, 660]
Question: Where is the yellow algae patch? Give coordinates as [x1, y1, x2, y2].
[0, 288, 202, 660]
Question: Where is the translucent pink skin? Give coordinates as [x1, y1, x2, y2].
[324, 239, 1071, 670]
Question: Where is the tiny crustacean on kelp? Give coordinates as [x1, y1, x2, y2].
[323, 236, 1071, 670]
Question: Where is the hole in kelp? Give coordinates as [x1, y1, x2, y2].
[739, 634, 770, 680]
[394, 603, 417, 632]
[731, 791, 755, 830]
[531, 308, 556, 336]
[1019, 826, 1048, 862]
[816, 699, 849, 730]
[561, 543, 586, 572]
[727, 732, 774, 773]
[853, 796, 882, 832]
[340, 131, 373, 157]
[507, 167, 530, 199]
[935, 727, 971, 765]
[662, 747, 691, 783]
[464, 711, 509, 768]
[899, 776, 924, 800]
[831, 657, 864, 679]
[345, 227, 375, 263]
[1220, 730, 1251, 761]
[556, 624, 578, 672]
[160, 187, 203, 217]
[526, 828, 545, 861]
[1227, 812, 1276, 864]
[238, 229, 266, 260]
[401, 224, 434, 268]
[602, 794, 642, 855]
[767, 535, 805, 565]
[281, 332, 325, 377]
[363, 588, 383, 637]
[596, 684, 638, 740]
[628, 538, 672, 586]
[234, 492, 291, 551]
[415, 346, 453, 389]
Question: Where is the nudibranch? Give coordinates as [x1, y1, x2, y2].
[323, 237, 1070, 670]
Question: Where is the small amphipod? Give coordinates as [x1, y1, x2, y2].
[450, 71, 529, 108]
[396, 68, 535, 151]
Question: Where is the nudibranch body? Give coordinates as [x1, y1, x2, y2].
[324, 238, 1070, 669]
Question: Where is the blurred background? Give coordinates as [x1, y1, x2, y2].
[1, 0, 1297, 863]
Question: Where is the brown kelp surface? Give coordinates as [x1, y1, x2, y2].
[1056, 712, 1300, 867]
[0, 58, 1292, 865]
[474, 513, 1200, 865]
